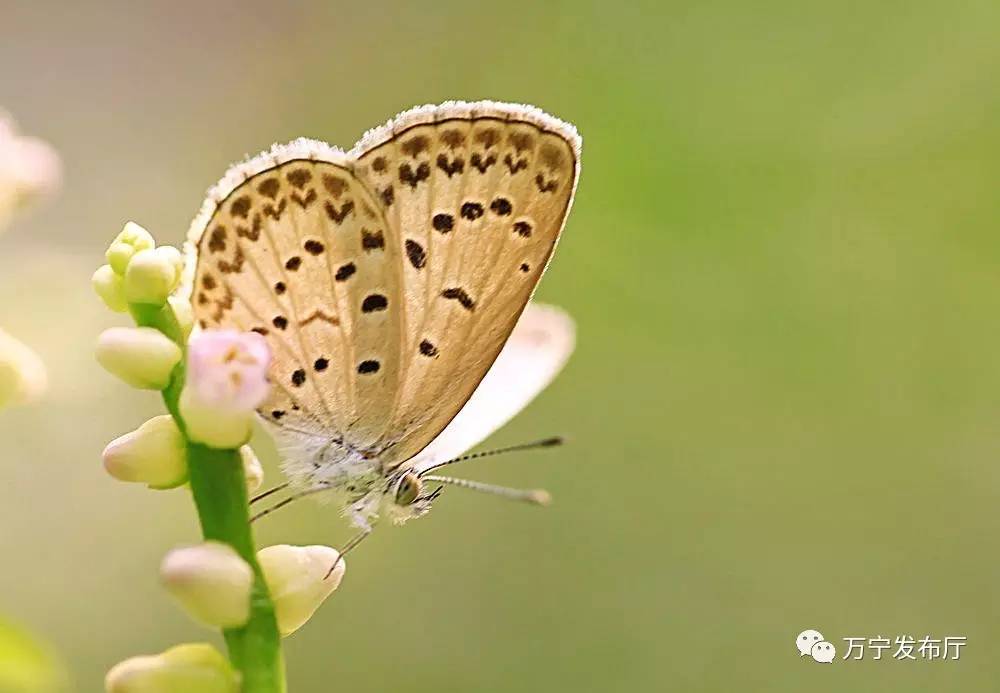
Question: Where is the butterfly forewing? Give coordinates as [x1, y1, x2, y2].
[189, 102, 580, 477]
[352, 103, 580, 465]
[190, 155, 405, 452]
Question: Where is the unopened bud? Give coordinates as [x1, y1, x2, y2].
[105, 642, 237, 693]
[92, 264, 129, 313]
[96, 327, 180, 390]
[169, 295, 194, 339]
[102, 415, 187, 489]
[258, 544, 345, 636]
[106, 222, 155, 275]
[240, 446, 263, 493]
[160, 542, 253, 629]
[123, 247, 183, 305]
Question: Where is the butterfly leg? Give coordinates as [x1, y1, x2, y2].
[250, 482, 290, 505]
[249, 483, 333, 523]
[325, 528, 370, 580]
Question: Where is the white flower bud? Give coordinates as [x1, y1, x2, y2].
[92, 264, 129, 313]
[123, 247, 183, 305]
[96, 327, 180, 390]
[160, 542, 253, 629]
[106, 221, 155, 275]
[102, 415, 187, 489]
[0, 329, 46, 410]
[240, 446, 263, 493]
[258, 544, 345, 636]
[105, 642, 237, 693]
[168, 295, 194, 339]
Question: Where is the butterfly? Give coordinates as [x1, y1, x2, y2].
[184, 101, 580, 541]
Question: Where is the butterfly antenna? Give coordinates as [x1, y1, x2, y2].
[418, 436, 564, 476]
[420, 474, 551, 505]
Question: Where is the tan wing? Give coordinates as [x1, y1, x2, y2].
[187, 140, 405, 454]
[350, 101, 581, 466]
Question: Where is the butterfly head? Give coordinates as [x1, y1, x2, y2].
[379, 470, 439, 525]
[393, 472, 422, 506]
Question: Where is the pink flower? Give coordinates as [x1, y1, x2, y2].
[179, 330, 271, 448]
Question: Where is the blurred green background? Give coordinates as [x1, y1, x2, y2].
[3, 0, 1000, 690]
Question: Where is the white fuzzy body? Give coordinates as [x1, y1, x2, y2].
[266, 421, 430, 530]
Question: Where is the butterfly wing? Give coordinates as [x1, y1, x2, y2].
[186, 140, 407, 458]
[409, 302, 575, 471]
[186, 102, 581, 482]
[350, 101, 581, 467]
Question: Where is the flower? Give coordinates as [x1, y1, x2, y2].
[240, 445, 264, 493]
[258, 544, 345, 637]
[160, 542, 253, 629]
[123, 246, 183, 306]
[96, 327, 181, 390]
[106, 222, 155, 276]
[105, 642, 237, 693]
[179, 330, 270, 449]
[0, 328, 46, 410]
[0, 112, 61, 231]
[102, 415, 187, 489]
[92, 264, 129, 313]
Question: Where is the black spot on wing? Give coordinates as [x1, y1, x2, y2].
[361, 294, 388, 313]
[362, 230, 385, 252]
[441, 287, 475, 311]
[405, 239, 426, 269]
[432, 213, 454, 233]
[357, 360, 381, 374]
[461, 202, 484, 221]
[335, 262, 356, 281]
[303, 239, 325, 255]
[490, 197, 512, 216]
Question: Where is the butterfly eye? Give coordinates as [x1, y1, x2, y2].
[395, 473, 422, 506]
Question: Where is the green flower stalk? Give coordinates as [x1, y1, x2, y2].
[96, 222, 293, 693]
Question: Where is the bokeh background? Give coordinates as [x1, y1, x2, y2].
[3, 1, 1000, 690]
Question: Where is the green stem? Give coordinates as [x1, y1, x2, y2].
[131, 302, 286, 692]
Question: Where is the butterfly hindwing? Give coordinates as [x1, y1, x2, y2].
[410, 302, 576, 471]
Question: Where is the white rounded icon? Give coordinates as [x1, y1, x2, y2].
[796, 629, 824, 657]
[811, 641, 836, 663]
